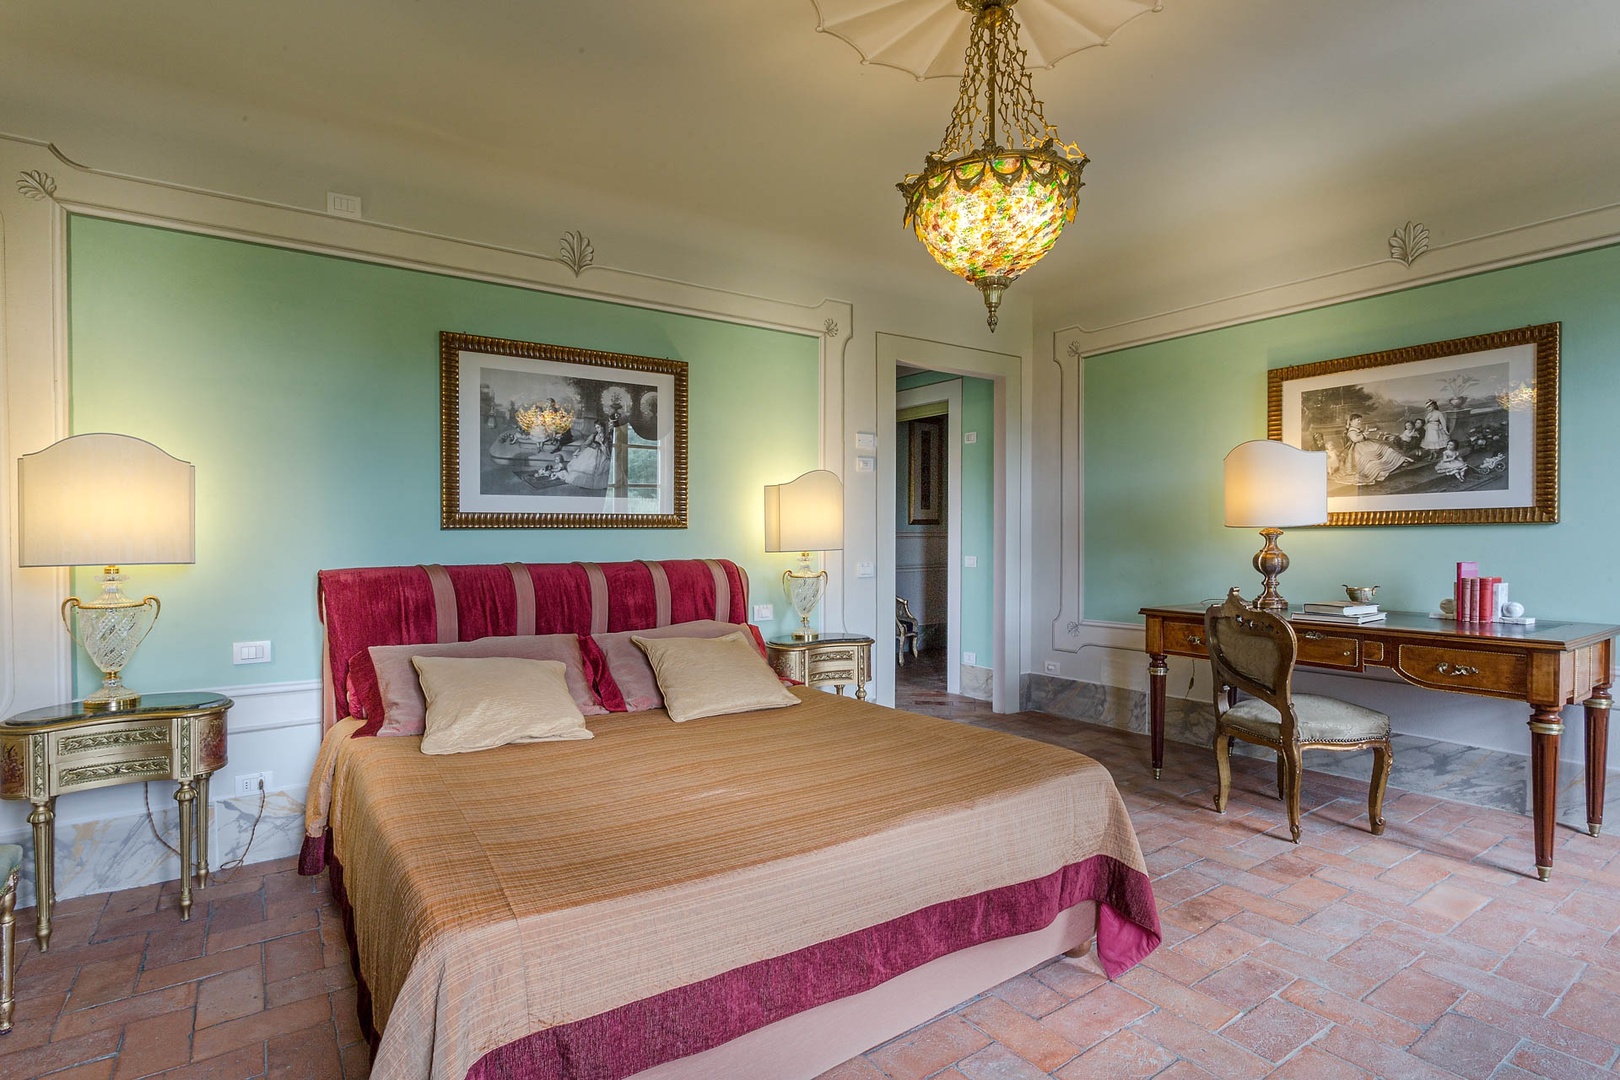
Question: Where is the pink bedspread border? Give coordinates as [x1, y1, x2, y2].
[313, 829, 1159, 1080]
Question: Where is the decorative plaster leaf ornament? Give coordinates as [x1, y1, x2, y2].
[559, 230, 595, 276]
[17, 170, 57, 201]
[1389, 221, 1429, 267]
[824, 318, 841, 338]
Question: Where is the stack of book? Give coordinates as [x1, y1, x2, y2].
[1453, 561, 1508, 623]
[1291, 601, 1386, 626]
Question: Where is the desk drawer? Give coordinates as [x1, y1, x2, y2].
[807, 648, 864, 685]
[52, 719, 176, 794]
[1163, 620, 1209, 657]
[1295, 630, 1361, 669]
[1394, 644, 1527, 698]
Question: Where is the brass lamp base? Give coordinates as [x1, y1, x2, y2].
[64, 565, 160, 713]
[1250, 527, 1292, 613]
[783, 557, 829, 642]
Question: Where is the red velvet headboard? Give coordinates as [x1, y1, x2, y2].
[317, 559, 751, 727]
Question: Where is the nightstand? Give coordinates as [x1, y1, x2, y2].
[0, 693, 231, 950]
[766, 634, 874, 700]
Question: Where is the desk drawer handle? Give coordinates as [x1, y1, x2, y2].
[1187, 634, 1203, 646]
[1301, 631, 1325, 640]
[1436, 662, 1480, 677]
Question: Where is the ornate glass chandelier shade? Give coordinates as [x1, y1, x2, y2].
[897, 0, 1088, 330]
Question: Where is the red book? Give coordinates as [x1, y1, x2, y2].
[1455, 562, 1478, 622]
[1465, 576, 1478, 622]
[1472, 577, 1484, 623]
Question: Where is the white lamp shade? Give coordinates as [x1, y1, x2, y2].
[18, 433, 196, 567]
[763, 469, 844, 553]
[1224, 439, 1328, 528]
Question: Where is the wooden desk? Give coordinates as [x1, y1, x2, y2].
[0, 693, 231, 949]
[1139, 605, 1615, 880]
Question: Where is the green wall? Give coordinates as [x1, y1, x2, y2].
[1085, 242, 1620, 623]
[896, 371, 995, 663]
[67, 217, 821, 693]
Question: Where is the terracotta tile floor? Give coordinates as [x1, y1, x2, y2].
[6, 684, 1619, 1079]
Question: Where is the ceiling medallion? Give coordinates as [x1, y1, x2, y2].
[896, 0, 1086, 331]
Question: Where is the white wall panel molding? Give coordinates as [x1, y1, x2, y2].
[1045, 199, 1620, 357]
[1049, 338, 1084, 653]
[210, 679, 323, 735]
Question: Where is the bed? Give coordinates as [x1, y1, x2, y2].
[300, 558, 1160, 1080]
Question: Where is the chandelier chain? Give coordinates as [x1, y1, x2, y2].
[935, 4, 1082, 161]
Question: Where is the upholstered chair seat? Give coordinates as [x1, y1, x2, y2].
[1, 841, 19, 1033]
[1205, 588, 1393, 843]
[1221, 694, 1391, 745]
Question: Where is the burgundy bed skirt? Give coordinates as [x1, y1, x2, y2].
[308, 831, 1160, 1080]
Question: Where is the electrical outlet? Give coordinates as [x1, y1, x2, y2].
[1044, 661, 1060, 675]
[856, 561, 876, 578]
[752, 603, 775, 622]
[232, 641, 272, 665]
[855, 431, 877, 451]
[234, 771, 271, 797]
[962, 651, 977, 666]
[963, 555, 977, 568]
[855, 456, 875, 473]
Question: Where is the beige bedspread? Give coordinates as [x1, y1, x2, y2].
[313, 688, 1147, 1079]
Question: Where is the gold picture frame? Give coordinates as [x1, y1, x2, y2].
[1268, 323, 1559, 526]
[907, 415, 946, 526]
[440, 331, 688, 529]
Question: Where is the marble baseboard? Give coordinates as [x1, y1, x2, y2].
[3, 784, 308, 911]
[1021, 674, 1620, 827]
[960, 664, 993, 702]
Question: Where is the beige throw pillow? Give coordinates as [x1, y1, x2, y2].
[412, 656, 593, 755]
[631, 632, 799, 723]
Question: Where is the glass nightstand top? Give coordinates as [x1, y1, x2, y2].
[2, 692, 232, 728]
[766, 633, 876, 647]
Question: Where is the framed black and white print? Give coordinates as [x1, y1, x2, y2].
[1268, 323, 1559, 526]
[440, 331, 688, 528]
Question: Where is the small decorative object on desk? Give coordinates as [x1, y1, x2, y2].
[1342, 585, 1380, 604]
[1304, 600, 1380, 616]
[1292, 609, 1387, 625]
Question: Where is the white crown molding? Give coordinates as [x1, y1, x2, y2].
[1048, 199, 1620, 357]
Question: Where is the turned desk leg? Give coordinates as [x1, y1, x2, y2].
[27, 796, 55, 951]
[175, 780, 196, 920]
[1586, 687, 1612, 838]
[1528, 707, 1563, 881]
[1149, 653, 1168, 780]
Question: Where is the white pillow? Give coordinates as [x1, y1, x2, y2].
[631, 632, 800, 723]
[413, 656, 594, 755]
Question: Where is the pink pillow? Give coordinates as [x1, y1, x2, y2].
[363, 634, 606, 736]
[593, 621, 769, 712]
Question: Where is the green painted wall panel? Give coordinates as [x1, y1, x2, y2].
[67, 217, 820, 692]
[1084, 242, 1620, 623]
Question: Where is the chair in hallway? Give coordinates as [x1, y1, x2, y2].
[1204, 588, 1393, 842]
[895, 596, 920, 665]
[1, 843, 18, 1032]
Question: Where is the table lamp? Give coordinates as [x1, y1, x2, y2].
[1223, 439, 1328, 613]
[17, 433, 196, 712]
[763, 469, 843, 640]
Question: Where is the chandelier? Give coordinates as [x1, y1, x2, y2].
[896, 0, 1087, 331]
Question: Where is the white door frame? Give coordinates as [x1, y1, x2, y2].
[876, 332, 1021, 713]
[896, 381, 963, 694]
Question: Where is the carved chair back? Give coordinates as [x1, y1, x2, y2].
[1204, 587, 1300, 742]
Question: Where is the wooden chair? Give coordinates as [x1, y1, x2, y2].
[1204, 588, 1393, 842]
[0, 842, 18, 1033]
[895, 597, 920, 666]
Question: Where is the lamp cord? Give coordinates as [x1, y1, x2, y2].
[142, 778, 267, 887]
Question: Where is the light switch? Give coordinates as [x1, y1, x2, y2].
[233, 641, 272, 665]
[964, 555, 978, 568]
[855, 456, 875, 473]
[752, 603, 775, 622]
[964, 431, 978, 444]
[856, 561, 876, 578]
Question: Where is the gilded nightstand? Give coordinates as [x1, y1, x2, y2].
[0, 693, 231, 950]
[766, 634, 874, 700]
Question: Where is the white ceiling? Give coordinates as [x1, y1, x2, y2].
[5, 0, 1619, 329]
